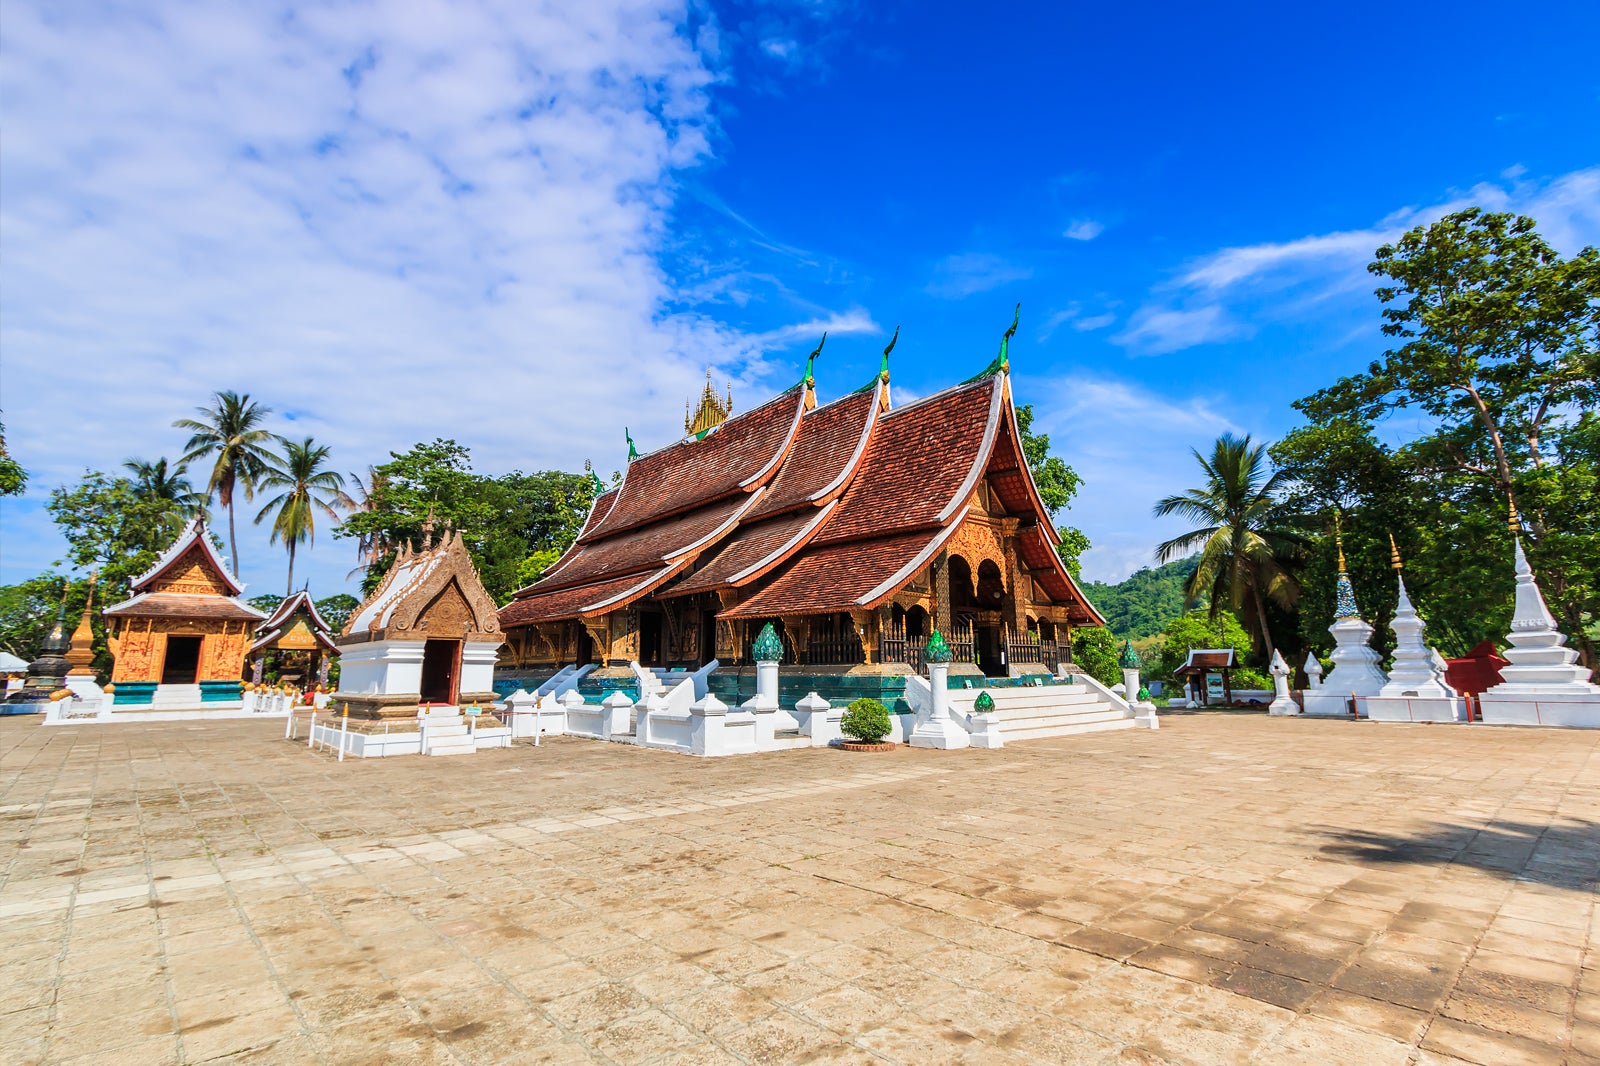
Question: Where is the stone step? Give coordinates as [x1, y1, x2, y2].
[426, 741, 477, 756]
[1005, 717, 1137, 741]
[984, 693, 1107, 714]
[999, 710, 1129, 732]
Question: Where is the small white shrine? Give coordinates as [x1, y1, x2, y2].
[1479, 534, 1600, 729]
[1362, 537, 1466, 723]
[1301, 529, 1386, 717]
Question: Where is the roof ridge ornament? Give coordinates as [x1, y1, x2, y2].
[625, 427, 639, 462]
[802, 334, 825, 411]
[585, 459, 604, 497]
[965, 303, 1020, 383]
[685, 367, 734, 439]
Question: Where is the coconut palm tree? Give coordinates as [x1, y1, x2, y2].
[342, 465, 392, 580]
[122, 457, 209, 533]
[1153, 434, 1305, 661]
[174, 391, 281, 572]
[254, 438, 351, 595]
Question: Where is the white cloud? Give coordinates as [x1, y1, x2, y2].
[926, 253, 1032, 299]
[1018, 372, 1247, 584]
[1073, 312, 1116, 331]
[0, 0, 851, 596]
[1063, 219, 1104, 241]
[1110, 305, 1250, 355]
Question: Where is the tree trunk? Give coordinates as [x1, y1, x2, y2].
[1252, 581, 1275, 664]
[286, 541, 296, 597]
[228, 502, 239, 577]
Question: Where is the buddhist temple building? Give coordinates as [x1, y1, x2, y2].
[332, 521, 504, 723]
[499, 332, 1105, 706]
[103, 520, 265, 707]
[248, 590, 339, 688]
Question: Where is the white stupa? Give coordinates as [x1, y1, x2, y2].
[1302, 523, 1387, 718]
[1480, 521, 1600, 728]
[1365, 536, 1466, 722]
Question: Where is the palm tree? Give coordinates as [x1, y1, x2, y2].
[1153, 434, 1304, 661]
[343, 465, 392, 580]
[123, 457, 208, 535]
[174, 391, 281, 572]
[254, 438, 351, 594]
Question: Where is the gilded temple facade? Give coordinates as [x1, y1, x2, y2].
[103, 520, 265, 706]
[499, 341, 1104, 701]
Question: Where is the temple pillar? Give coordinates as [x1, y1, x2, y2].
[931, 554, 952, 637]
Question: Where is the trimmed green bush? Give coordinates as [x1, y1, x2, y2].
[840, 697, 892, 744]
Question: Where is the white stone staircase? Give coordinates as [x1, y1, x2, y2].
[952, 682, 1135, 741]
[421, 712, 476, 756]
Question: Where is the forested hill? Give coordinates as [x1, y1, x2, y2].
[1081, 556, 1200, 639]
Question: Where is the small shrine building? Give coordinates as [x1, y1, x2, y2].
[499, 335, 1105, 703]
[248, 590, 339, 688]
[103, 520, 265, 706]
[333, 523, 505, 723]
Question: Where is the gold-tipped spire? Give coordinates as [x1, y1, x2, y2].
[1388, 533, 1403, 571]
[1508, 496, 1520, 536]
[685, 368, 733, 439]
[1334, 513, 1347, 572]
[66, 571, 98, 676]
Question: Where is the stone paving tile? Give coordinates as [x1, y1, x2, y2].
[1, 711, 1597, 1064]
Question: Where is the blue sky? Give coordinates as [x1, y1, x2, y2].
[2, 0, 1598, 601]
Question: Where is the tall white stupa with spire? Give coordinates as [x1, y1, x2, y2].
[1480, 506, 1600, 728]
[1364, 536, 1466, 722]
[1302, 519, 1388, 717]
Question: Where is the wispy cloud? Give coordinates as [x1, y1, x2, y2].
[0, 0, 838, 593]
[926, 253, 1032, 299]
[1074, 312, 1116, 331]
[1063, 219, 1104, 241]
[1112, 166, 1600, 356]
[1111, 305, 1250, 355]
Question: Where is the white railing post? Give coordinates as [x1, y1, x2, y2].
[338, 707, 349, 762]
[307, 712, 316, 748]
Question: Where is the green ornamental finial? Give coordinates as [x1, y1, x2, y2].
[625, 427, 639, 462]
[751, 622, 784, 663]
[973, 691, 995, 713]
[1118, 639, 1141, 670]
[584, 459, 604, 496]
[924, 630, 952, 663]
[880, 326, 898, 382]
[1000, 302, 1019, 370]
[803, 332, 826, 387]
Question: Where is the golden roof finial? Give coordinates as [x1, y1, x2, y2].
[1388, 533, 1402, 571]
[1508, 496, 1520, 536]
[686, 367, 733, 439]
[1334, 513, 1347, 572]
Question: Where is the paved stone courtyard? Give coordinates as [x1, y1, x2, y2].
[1, 711, 1596, 1066]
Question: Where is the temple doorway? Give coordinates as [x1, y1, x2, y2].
[639, 610, 663, 666]
[575, 626, 594, 666]
[161, 636, 202, 685]
[977, 625, 1005, 677]
[419, 638, 460, 705]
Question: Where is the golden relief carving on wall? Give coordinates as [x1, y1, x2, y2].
[416, 580, 474, 634]
[947, 518, 1007, 575]
[113, 630, 162, 683]
[149, 551, 230, 597]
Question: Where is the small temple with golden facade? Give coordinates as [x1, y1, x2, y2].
[103, 520, 265, 708]
[248, 590, 339, 688]
[498, 324, 1105, 706]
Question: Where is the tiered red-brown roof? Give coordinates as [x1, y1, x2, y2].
[103, 520, 267, 623]
[499, 386, 807, 625]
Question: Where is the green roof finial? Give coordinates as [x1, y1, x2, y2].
[924, 629, 951, 663]
[584, 459, 604, 496]
[803, 333, 826, 388]
[625, 427, 639, 462]
[751, 622, 784, 663]
[964, 303, 1022, 383]
[880, 325, 898, 382]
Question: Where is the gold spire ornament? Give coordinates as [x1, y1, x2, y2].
[1389, 533, 1403, 571]
[66, 572, 98, 677]
[685, 368, 733, 439]
[1334, 513, 1348, 572]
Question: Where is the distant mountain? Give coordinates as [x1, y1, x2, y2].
[1081, 556, 1201, 639]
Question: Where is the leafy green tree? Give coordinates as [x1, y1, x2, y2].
[0, 419, 25, 497]
[175, 391, 282, 573]
[336, 439, 598, 603]
[0, 574, 65, 658]
[1015, 404, 1091, 575]
[1153, 434, 1305, 662]
[248, 593, 285, 615]
[516, 548, 564, 590]
[315, 593, 360, 632]
[1282, 209, 1599, 664]
[1069, 627, 1121, 686]
[253, 437, 350, 595]
[1157, 611, 1253, 686]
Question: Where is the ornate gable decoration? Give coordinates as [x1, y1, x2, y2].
[130, 519, 244, 596]
[341, 530, 502, 645]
